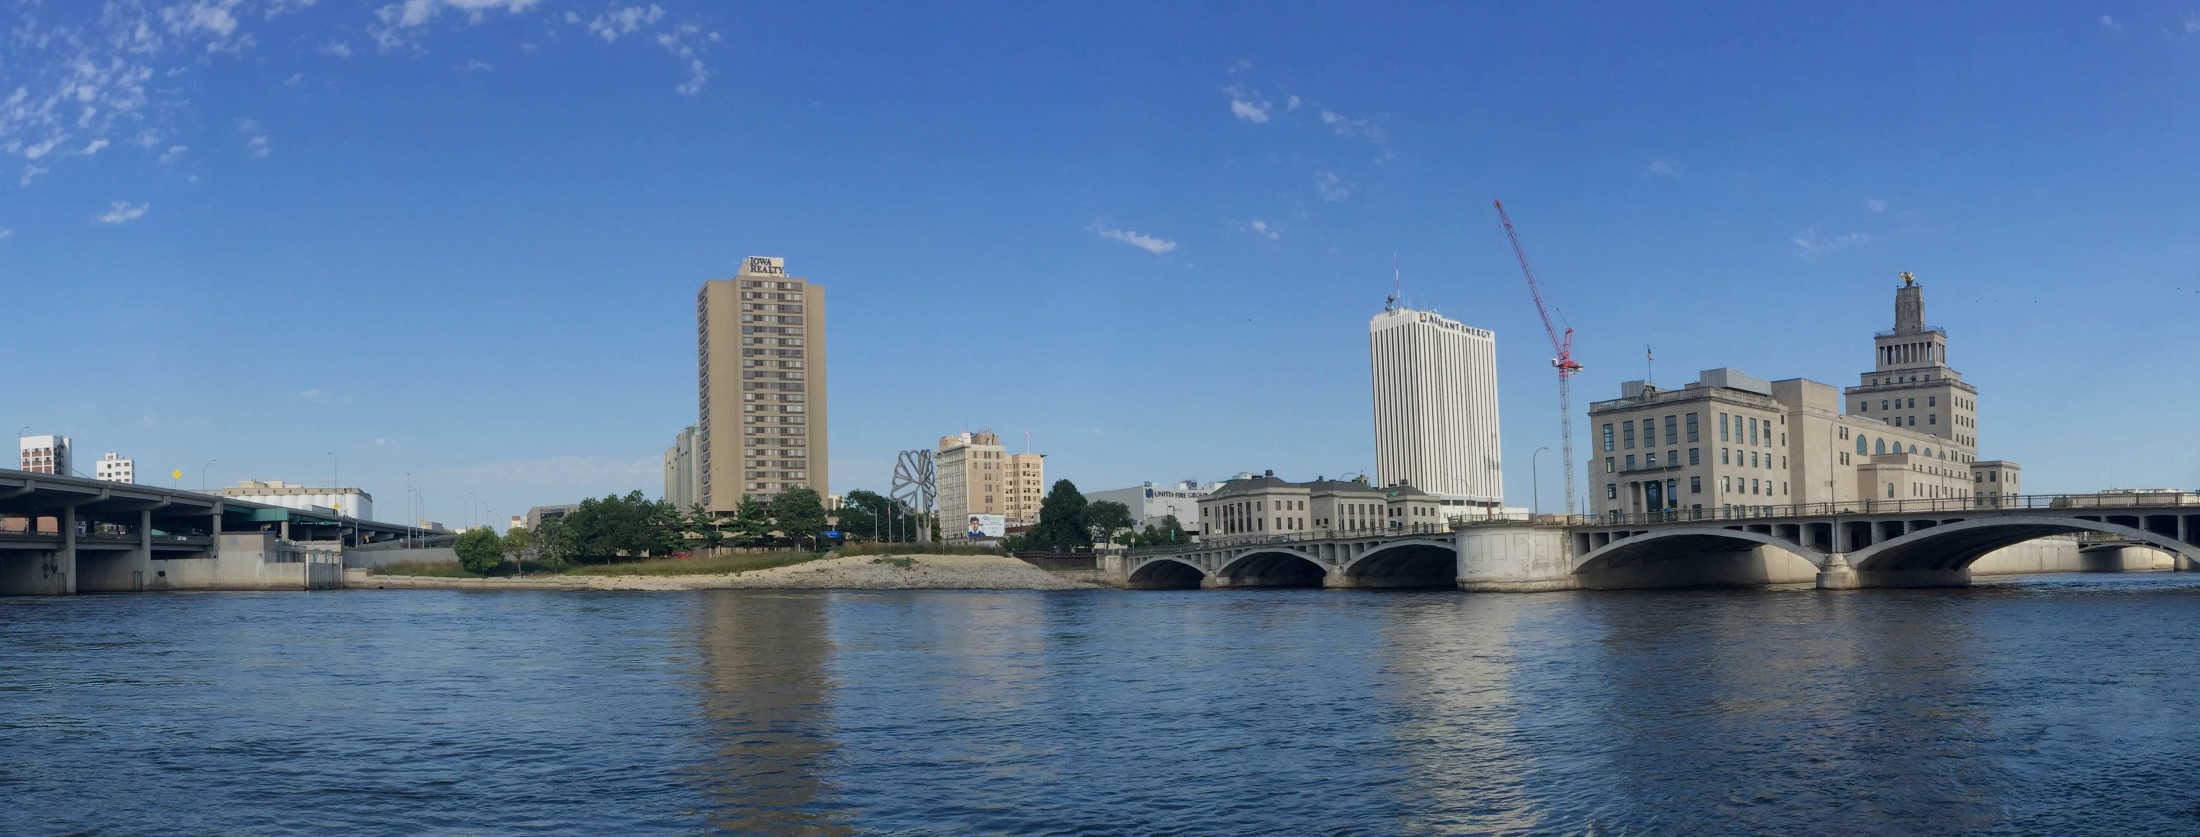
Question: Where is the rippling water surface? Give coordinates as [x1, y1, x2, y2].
[6, 574, 2200, 835]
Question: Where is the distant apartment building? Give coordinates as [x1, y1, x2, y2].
[1589, 274, 2020, 517]
[523, 504, 579, 530]
[1086, 480, 1218, 533]
[93, 452, 135, 483]
[211, 480, 376, 521]
[937, 431, 1012, 532]
[1369, 306, 1503, 511]
[1004, 452, 1045, 526]
[663, 424, 701, 510]
[18, 434, 70, 475]
[698, 256, 828, 510]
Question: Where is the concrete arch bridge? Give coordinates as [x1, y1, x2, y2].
[1116, 495, 2200, 591]
[1115, 525, 1462, 589]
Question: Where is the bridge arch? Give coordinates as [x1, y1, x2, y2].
[1126, 556, 1206, 589]
[1212, 547, 1328, 588]
[1571, 526, 1827, 576]
[1850, 516, 2200, 573]
[1339, 539, 1457, 589]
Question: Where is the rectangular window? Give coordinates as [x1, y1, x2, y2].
[1721, 448, 1730, 465]
[1688, 448, 1700, 465]
[1928, 396, 1937, 407]
[1882, 400, 1889, 410]
[1666, 479, 1678, 508]
[1690, 476, 1702, 494]
[1750, 451, 1758, 467]
[1664, 415, 1678, 445]
[1668, 450, 1679, 469]
[1625, 454, 1636, 470]
[1623, 421, 1635, 449]
[1748, 417, 1759, 445]
[1861, 401, 1870, 412]
[1602, 424, 1614, 452]
[1752, 479, 1760, 495]
[1605, 457, 1615, 474]
[1720, 413, 1730, 441]
[1686, 412, 1700, 442]
[1646, 452, 1658, 468]
[1607, 484, 1618, 500]
[1929, 414, 1938, 425]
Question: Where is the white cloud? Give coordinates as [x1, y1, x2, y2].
[1090, 221, 1178, 255]
[656, 24, 714, 95]
[1319, 109, 1386, 143]
[0, 229, 13, 240]
[285, 72, 305, 86]
[164, 0, 244, 39]
[1867, 198, 1887, 213]
[19, 165, 48, 187]
[2099, 15, 2119, 30]
[247, 135, 269, 158]
[1645, 159, 1679, 177]
[321, 40, 354, 57]
[97, 201, 151, 224]
[1244, 219, 1281, 240]
[587, 5, 665, 43]
[1791, 226, 1869, 258]
[2187, 12, 2200, 34]
[295, 388, 326, 401]
[159, 145, 188, 164]
[455, 59, 494, 72]
[1314, 170, 1351, 201]
[1228, 58, 1252, 74]
[1230, 98, 1270, 123]
[238, 119, 270, 158]
[1286, 94, 1301, 111]
[82, 139, 112, 155]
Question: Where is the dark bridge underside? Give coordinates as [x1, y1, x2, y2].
[1578, 533, 1812, 576]
[1855, 523, 2191, 573]
[1217, 551, 1326, 588]
[1127, 559, 1204, 589]
[1343, 544, 1456, 588]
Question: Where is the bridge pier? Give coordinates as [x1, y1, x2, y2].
[1815, 554, 1859, 590]
[2180, 555, 2195, 572]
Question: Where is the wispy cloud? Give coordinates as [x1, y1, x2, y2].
[2099, 15, 2120, 30]
[238, 119, 270, 158]
[1315, 170, 1352, 201]
[1090, 221, 1178, 255]
[0, 229, 13, 241]
[584, 4, 665, 42]
[1867, 198, 1888, 213]
[321, 40, 354, 57]
[1644, 159, 1680, 178]
[159, 145, 189, 165]
[1241, 219, 1281, 240]
[1230, 97, 1270, 123]
[455, 59, 494, 72]
[97, 202, 151, 225]
[295, 388, 326, 402]
[1791, 226, 1869, 258]
[19, 166, 49, 187]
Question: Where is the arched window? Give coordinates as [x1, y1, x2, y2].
[1874, 439, 1886, 455]
[1856, 436, 1868, 455]
[1910, 444, 1919, 454]
[1923, 448, 1932, 458]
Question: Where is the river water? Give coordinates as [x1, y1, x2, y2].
[5, 574, 2200, 835]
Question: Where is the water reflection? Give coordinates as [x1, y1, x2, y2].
[688, 591, 850, 836]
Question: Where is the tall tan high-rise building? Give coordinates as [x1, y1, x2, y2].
[936, 431, 1005, 533]
[698, 256, 828, 511]
[1005, 451, 1045, 526]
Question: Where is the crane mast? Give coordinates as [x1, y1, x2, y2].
[1494, 200, 1584, 516]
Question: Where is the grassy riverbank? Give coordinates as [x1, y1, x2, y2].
[559, 551, 824, 577]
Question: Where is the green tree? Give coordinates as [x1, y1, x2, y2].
[687, 503, 726, 551]
[499, 525, 533, 572]
[731, 495, 772, 547]
[455, 527, 502, 575]
[1086, 500, 1135, 546]
[769, 487, 830, 550]
[838, 490, 893, 541]
[1028, 479, 1091, 552]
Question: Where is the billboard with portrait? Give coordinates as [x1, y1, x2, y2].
[964, 514, 1006, 539]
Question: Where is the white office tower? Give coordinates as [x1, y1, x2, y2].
[94, 453, 135, 483]
[18, 434, 70, 475]
[1369, 306, 1502, 510]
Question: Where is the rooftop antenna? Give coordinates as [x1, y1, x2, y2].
[1386, 252, 1401, 311]
[1023, 428, 1031, 454]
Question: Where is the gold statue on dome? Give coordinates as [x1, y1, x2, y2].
[1900, 271, 1915, 285]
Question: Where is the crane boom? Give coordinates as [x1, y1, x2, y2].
[1493, 200, 1583, 516]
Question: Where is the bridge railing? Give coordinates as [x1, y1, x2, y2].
[1563, 492, 2200, 529]
[1125, 523, 1453, 557]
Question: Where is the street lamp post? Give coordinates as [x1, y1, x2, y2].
[1531, 446, 1551, 517]
[200, 459, 217, 490]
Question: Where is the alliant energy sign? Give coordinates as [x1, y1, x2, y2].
[741, 256, 786, 277]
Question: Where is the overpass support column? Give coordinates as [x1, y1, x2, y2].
[57, 504, 78, 594]
[1816, 552, 1859, 590]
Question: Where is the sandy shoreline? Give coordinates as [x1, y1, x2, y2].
[584, 553, 1098, 591]
[368, 553, 1101, 592]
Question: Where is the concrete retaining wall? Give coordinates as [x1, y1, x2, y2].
[344, 547, 460, 569]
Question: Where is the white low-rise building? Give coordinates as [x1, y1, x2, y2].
[94, 452, 135, 483]
[211, 480, 375, 521]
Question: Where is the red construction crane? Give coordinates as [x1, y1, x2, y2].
[1494, 199, 1584, 516]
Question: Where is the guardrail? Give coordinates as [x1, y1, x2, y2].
[1551, 493, 2200, 529]
[1126, 523, 1454, 556]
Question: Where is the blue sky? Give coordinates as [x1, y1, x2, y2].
[6, 1, 2199, 527]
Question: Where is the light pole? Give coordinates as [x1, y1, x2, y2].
[200, 459, 217, 490]
[1531, 446, 1550, 517]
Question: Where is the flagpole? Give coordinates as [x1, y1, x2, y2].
[1646, 344, 1655, 387]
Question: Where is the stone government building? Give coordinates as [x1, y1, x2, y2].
[1589, 273, 2019, 518]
